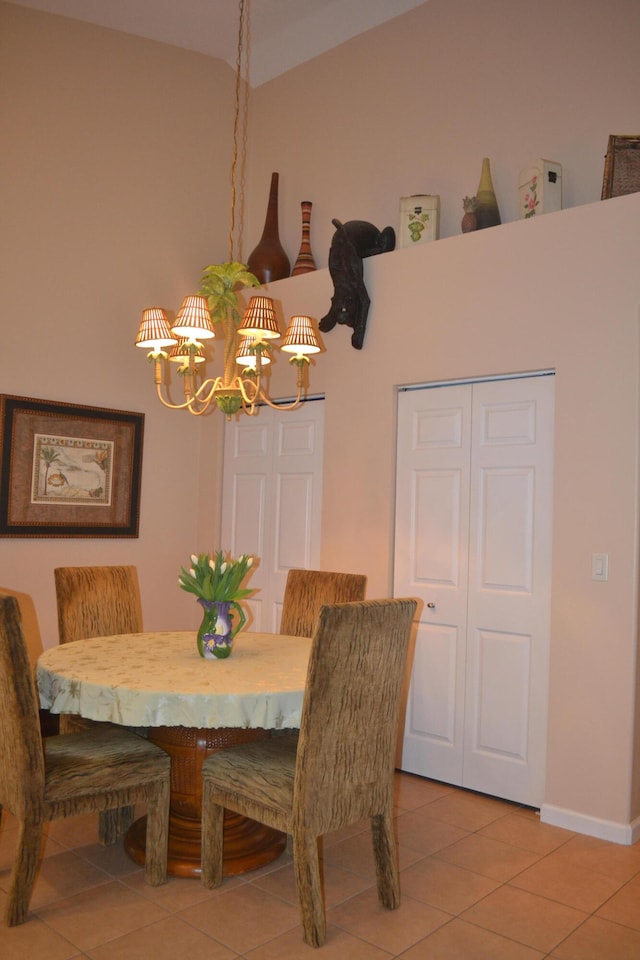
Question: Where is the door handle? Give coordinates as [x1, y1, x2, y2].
[427, 602, 437, 609]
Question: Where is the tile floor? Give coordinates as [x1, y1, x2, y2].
[2, 772, 640, 959]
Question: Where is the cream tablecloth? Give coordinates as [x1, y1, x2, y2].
[37, 630, 311, 730]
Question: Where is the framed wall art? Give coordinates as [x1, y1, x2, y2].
[601, 135, 640, 199]
[0, 395, 144, 538]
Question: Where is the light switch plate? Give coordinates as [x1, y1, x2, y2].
[592, 553, 609, 581]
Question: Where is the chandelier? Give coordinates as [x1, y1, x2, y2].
[134, 0, 320, 419]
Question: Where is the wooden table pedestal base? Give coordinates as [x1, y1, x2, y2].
[125, 724, 286, 878]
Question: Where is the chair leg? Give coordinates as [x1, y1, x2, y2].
[144, 777, 170, 886]
[98, 805, 135, 845]
[292, 830, 326, 947]
[371, 811, 400, 910]
[6, 817, 43, 926]
[200, 785, 225, 889]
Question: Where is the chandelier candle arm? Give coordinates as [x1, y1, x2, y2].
[135, 307, 195, 410]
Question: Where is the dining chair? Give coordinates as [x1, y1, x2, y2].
[54, 565, 143, 735]
[201, 597, 417, 947]
[279, 568, 367, 637]
[0, 594, 170, 926]
[0, 587, 58, 737]
[54, 564, 144, 840]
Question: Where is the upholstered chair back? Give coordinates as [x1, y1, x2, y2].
[54, 565, 142, 645]
[279, 569, 366, 637]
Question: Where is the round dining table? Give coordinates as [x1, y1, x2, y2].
[36, 630, 311, 878]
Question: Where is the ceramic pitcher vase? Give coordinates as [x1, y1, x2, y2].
[196, 598, 246, 659]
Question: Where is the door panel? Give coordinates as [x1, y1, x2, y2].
[478, 467, 534, 591]
[402, 620, 463, 784]
[471, 628, 530, 759]
[414, 470, 462, 585]
[274, 473, 315, 569]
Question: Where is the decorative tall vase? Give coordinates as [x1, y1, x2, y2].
[292, 200, 317, 276]
[197, 598, 246, 659]
[247, 172, 290, 283]
[475, 157, 501, 230]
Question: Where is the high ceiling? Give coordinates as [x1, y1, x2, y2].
[7, 0, 429, 86]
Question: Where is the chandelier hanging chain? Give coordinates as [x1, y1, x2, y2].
[228, 0, 247, 263]
[237, 6, 250, 264]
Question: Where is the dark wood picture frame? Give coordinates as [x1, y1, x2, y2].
[0, 395, 144, 538]
[601, 135, 640, 199]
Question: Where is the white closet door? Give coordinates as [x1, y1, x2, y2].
[395, 375, 554, 807]
[464, 376, 554, 803]
[395, 383, 472, 786]
[221, 401, 324, 632]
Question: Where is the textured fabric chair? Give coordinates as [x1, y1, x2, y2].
[279, 568, 367, 637]
[54, 565, 143, 736]
[54, 565, 145, 840]
[0, 587, 58, 737]
[54, 564, 142, 645]
[0, 594, 170, 926]
[201, 597, 417, 947]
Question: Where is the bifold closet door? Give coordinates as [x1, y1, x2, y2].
[394, 375, 554, 806]
[221, 401, 325, 632]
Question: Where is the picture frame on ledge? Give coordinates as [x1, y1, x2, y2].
[601, 135, 640, 199]
[0, 395, 144, 538]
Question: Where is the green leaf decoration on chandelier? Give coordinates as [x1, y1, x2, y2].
[198, 261, 261, 385]
[199, 261, 260, 327]
[215, 393, 243, 416]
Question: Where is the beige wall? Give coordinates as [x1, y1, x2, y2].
[1, 2, 231, 641]
[263, 195, 640, 841]
[245, 0, 640, 262]
[2, 0, 640, 839]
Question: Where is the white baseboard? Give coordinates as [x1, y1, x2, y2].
[540, 803, 640, 845]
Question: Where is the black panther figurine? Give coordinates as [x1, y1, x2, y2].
[319, 219, 395, 349]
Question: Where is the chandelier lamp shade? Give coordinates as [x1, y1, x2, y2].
[237, 295, 281, 341]
[171, 295, 216, 340]
[135, 294, 321, 419]
[134, 307, 175, 350]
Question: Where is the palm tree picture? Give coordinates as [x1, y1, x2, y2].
[39, 446, 62, 496]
